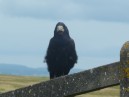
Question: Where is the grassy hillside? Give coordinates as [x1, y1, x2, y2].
[0, 75, 120, 97]
[0, 74, 48, 93]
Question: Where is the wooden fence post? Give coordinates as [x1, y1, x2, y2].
[120, 41, 129, 97]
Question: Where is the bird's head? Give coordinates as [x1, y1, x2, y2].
[56, 25, 64, 35]
[54, 22, 70, 38]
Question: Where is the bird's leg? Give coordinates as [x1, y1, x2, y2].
[50, 72, 55, 79]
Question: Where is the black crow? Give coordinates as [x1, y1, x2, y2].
[45, 22, 78, 79]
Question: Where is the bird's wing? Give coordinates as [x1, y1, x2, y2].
[45, 38, 55, 63]
[67, 39, 78, 67]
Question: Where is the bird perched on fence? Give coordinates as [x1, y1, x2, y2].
[45, 22, 78, 79]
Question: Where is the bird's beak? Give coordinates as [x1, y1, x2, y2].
[57, 25, 64, 33]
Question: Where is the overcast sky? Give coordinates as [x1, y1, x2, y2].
[0, 0, 129, 70]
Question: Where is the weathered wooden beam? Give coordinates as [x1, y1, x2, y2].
[0, 62, 120, 97]
[120, 41, 129, 97]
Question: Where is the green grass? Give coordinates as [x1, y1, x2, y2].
[0, 74, 48, 93]
[0, 74, 120, 97]
[77, 87, 119, 97]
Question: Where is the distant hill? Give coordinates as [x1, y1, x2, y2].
[0, 64, 82, 76]
[0, 64, 48, 76]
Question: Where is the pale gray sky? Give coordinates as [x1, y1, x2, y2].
[0, 0, 129, 70]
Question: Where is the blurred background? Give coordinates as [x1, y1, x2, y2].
[0, 0, 129, 76]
